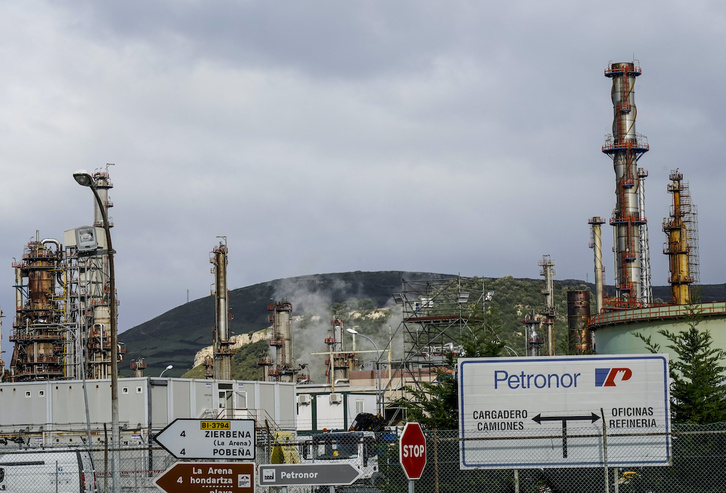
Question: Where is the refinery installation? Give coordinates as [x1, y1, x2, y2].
[8, 165, 123, 382]
[384, 61, 726, 402]
[601, 61, 654, 307]
[581, 62, 725, 356]
[206, 237, 236, 379]
[516, 62, 724, 358]
[205, 240, 309, 383]
[0, 59, 722, 491]
[258, 299, 308, 383]
[2, 60, 726, 388]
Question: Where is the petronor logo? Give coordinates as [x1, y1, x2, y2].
[595, 368, 633, 387]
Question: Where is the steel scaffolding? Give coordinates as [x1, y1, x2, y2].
[393, 276, 488, 393]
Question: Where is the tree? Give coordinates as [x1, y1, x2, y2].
[636, 305, 726, 424]
[395, 307, 505, 430]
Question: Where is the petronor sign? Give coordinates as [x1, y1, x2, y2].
[258, 464, 361, 486]
[458, 355, 671, 469]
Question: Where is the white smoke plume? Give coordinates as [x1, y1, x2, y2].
[270, 277, 403, 383]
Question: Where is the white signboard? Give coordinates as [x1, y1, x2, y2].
[458, 355, 670, 469]
[154, 419, 255, 460]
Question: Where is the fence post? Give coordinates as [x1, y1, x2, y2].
[433, 430, 439, 493]
[104, 423, 109, 493]
[614, 467, 619, 493]
[601, 407, 609, 493]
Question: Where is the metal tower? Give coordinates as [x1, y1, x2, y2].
[393, 276, 484, 393]
[603, 61, 650, 307]
[10, 235, 66, 380]
[64, 166, 122, 380]
[264, 300, 302, 383]
[588, 216, 606, 313]
[567, 290, 592, 354]
[663, 169, 699, 305]
[10, 165, 122, 382]
[539, 255, 556, 355]
[210, 238, 235, 380]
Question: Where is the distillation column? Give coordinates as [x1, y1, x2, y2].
[567, 290, 592, 354]
[663, 169, 699, 305]
[588, 217, 606, 313]
[266, 300, 298, 383]
[603, 62, 650, 307]
[210, 239, 235, 380]
[10, 236, 65, 381]
[539, 255, 556, 355]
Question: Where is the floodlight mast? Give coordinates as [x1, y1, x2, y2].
[73, 168, 120, 493]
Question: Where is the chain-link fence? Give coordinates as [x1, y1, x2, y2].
[277, 423, 726, 493]
[375, 423, 726, 493]
[0, 444, 176, 492]
[0, 423, 724, 492]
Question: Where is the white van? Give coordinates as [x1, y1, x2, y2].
[0, 448, 97, 492]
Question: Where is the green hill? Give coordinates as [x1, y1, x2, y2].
[119, 271, 454, 377]
[119, 271, 726, 379]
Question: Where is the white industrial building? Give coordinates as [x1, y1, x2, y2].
[295, 387, 377, 432]
[0, 377, 296, 447]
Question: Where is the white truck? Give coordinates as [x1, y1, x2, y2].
[0, 448, 97, 493]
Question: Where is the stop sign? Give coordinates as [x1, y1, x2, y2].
[399, 422, 427, 480]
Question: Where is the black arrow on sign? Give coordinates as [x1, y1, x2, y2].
[532, 413, 600, 425]
[532, 413, 601, 458]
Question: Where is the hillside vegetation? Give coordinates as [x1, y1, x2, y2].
[118, 271, 726, 379]
[120, 271, 449, 377]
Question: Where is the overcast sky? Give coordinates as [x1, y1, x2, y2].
[1, 1, 725, 340]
